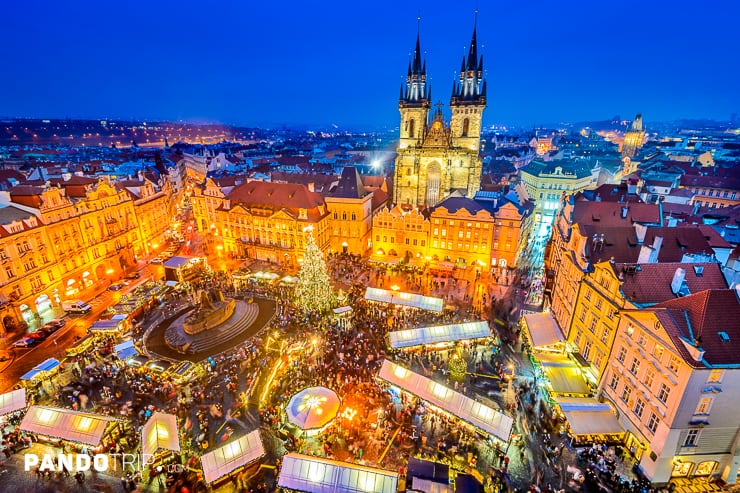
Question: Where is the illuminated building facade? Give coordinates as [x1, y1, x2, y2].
[192, 180, 331, 267]
[325, 167, 373, 255]
[371, 206, 430, 262]
[393, 22, 485, 207]
[621, 114, 646, 159]
[600, 290, 740, 485]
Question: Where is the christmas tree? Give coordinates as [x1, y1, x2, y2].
[294, 230, 335, 314]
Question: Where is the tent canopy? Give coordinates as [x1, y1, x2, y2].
[278, 453, 398, 493]
[164, 256, 193, 269]
[21, 358, 61, 381]
[114, 340, 138, 360]
[389, 321, 491, 349]
[200, 429, 265, 484]
[377, 360, 513, 443]
[555, 397, 624, 435]
[142, 412, 180, 458]
[0, 388, 26, 416]
[286, 387, 340, 431]
[90, 320, 124, 332]
[365, 287, 444, 312]
[523, 312, 564, 348]
[538, 353, 590, 395]
[333, 306, 352, 315]
[21, 406, 115, 446]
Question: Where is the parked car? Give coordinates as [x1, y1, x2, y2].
[150, 257, 164, 265]
[26, 330, 51, 340]
[41, 319, 66, 332]
[12, 337, 38, 348]
[62, 300, 92, 314]
[108, 282, 126, 291]
[125, 272, 141, 280]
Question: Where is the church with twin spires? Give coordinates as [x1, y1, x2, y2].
[393, 19, 486, 208]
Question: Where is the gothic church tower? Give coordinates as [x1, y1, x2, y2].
[393, 18, 486, 208]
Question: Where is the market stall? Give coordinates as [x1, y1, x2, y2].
[377, 360, 513, 445]
[0, 388, 26, 416]
[364, 287, 444, 312]
[114, 340, 139, 361]
[200, 429, 265, 484]
[388, 321, 491, 349]
[20, 406, 116, 446]
[141, 412, 180, 460]
[277, 452, 399, 493]
[553, 397, 624, 445]
[521, 312, 564, 352]
[21, 358, 61, 384]
[286, 387, 340, 435]
[537, 353, 590, 397]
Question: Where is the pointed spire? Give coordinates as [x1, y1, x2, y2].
[479, 55, 484, 75]
[428, 85, 432, 103]
[451, 78, 457, 98]
[466, 10, 479, 70]
[412, 30, 423, 74]
[407, 60, 411, 77]
[400, 84, 404, 101]
[481, 80, 487, 97]
[460, 56, 466, 75]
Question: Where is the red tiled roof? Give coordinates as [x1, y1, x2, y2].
[8, 186, 45, 208]
[619, 262, 727, 305]
[572, 201, 661, 227]
[226, 181, 328, 222]
[653, 289, 740, 366]
[680, 174, 740, 190]
[371, 188, 389, 212]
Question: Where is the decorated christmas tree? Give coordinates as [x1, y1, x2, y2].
[448, 348, 468, 382]
[294, 230, 335, 314]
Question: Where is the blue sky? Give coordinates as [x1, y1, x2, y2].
[2, 0, 738, 129]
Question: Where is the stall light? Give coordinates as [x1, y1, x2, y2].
[38, 408, 54, 424]
[223, 440, 241, 460]
[78, 417, 93, 431]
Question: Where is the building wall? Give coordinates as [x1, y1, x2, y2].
[326, 194, 373, 255]
[428, 208, 495, 268]
[371, 207, 430, 261]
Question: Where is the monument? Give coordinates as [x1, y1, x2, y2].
[183, 289, 236, 335]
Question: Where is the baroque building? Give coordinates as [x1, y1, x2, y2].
[393, 22, 485, 207]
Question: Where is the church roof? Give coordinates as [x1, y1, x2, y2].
[327, 166, 368, 199]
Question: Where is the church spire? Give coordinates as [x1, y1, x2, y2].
[401, 17, 429, 105]
[451, 11, 486, 104]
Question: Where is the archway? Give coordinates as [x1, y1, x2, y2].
[95, 264, 107, 281]
[35, 294, 53, 316]
[425, 162, 441, 206]
[19, 304, 34, 326]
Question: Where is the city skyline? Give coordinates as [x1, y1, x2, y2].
[2, 0, 739, 129]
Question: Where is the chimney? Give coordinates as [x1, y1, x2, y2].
[620, 206, 629, 219]
[671, 268, 686, 295]
[634, 223, 647, 244]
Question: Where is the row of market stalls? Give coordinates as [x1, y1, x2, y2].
[388, 321, 492, 350]
[20, 357, 62, 385]
[0, 388, 266, 486]
[378, 360, 513, 447]
[520, 311, 625, 446]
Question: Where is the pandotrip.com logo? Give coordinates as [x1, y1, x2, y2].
[24, 453, 185, 473]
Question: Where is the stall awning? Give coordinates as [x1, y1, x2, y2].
[142, 412, 180, 458]
[389, 321, 491, 349]
[21, 406, 115, 446]
[200, 429, 265, 484]
[365, 287, 444, 312]
[554, 397, 624, 436]
[333, 306, 352, 315]
[21, 368, 42, 381]
[278, 453, 399, 493]
[36, 358, 61, 373]
[163, 256, 193, 269]
[89, 320, 124, 332]
[377, 360, 513, 443]
[114, 340, 138, 360]
[165, 280, 179, 287]
[538, 353, 590, 395]
[0, 389, 26, 416]
[523, 312, 564, 348]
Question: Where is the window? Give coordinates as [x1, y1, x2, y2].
[583, 341, 592, 359]
[653, 344, 664, 361]
[669, 356, 681, 373]
[579, 307, 587, 323]
[609, 372, 620, 390]
[621, 385, 632, 404]
[633, 399, 645, 418]
[637, 333, 647, 347]
[617, 347, 627, 363]
[658, 383, 670, 403]
[421, 240, 425, 247]
[695, 397, 712, 415]
[629, 357, 640, 375]
[589, 317, 597, 333]
[595, 298, 602, 310]
[593, 351, 603, 369]
[684, 429, 700, 447]
[644, 369, 655, 389]
[405, 238, 410, 245]
[647, 413, 660, 434]
[600, 327, 611, 345]
[707, 370, 724, 383]
[375, 235, 379, 242]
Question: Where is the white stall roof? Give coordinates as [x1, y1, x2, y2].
[377, 360, 513, 443]
[21, 406, 115, 446]
[389, 321, 491, 349]
[0, 388, 26, 416]
[364, 287, 444, 312]
[333, 306, 352, 315]
[523, 312, 564, 348]
[200, 429, 265, 484]
[278, 453, 398, 493]
[142, 412, 180, 458]
[90, 320, 124, 332]
[554, 397, 624, 436]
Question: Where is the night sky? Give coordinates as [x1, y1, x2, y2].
[3, 0, 739, 129]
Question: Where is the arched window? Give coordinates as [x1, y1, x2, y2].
[408, 119, 415, 138]
[351, 213, 356, 221]
[333, 212, 338, 220]
[342, 212, 347, 220]
[462, 118, 470, 137]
